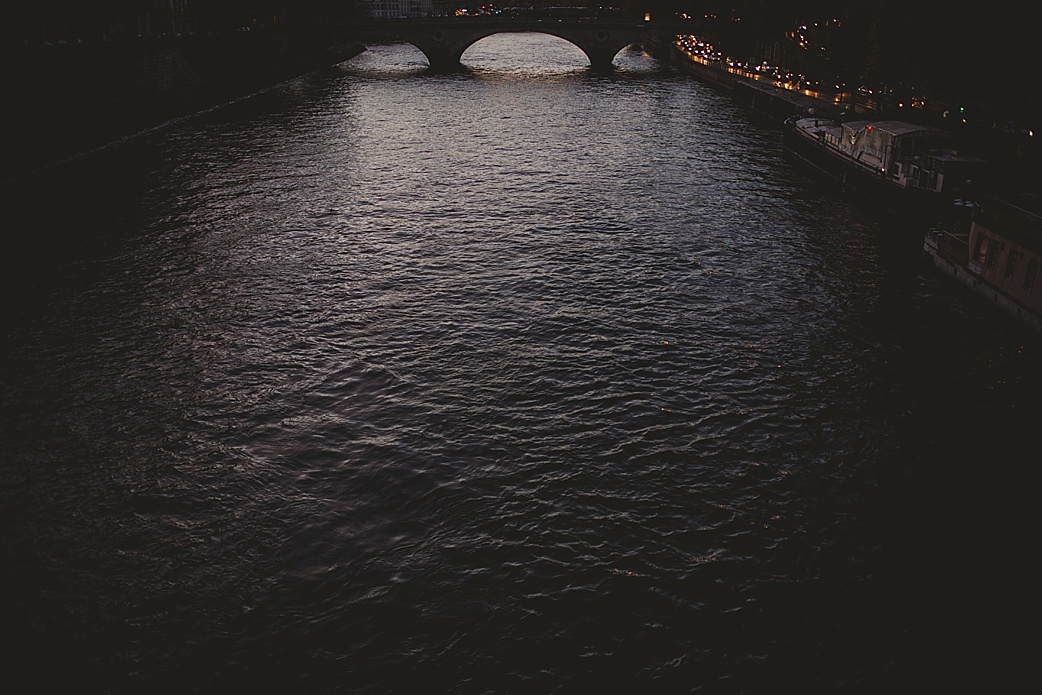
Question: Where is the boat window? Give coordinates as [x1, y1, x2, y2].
[1024, 258, 1038, 292]
[974, 236, 990, 265]
[986, 241, 1002, 268]
[1004, 248, 1019, 279]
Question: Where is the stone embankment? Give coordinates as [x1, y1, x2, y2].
[668, 44, 843, 124]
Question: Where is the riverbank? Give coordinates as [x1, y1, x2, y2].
[668, 40, 1041, 198]
[3, 28, 365, 184]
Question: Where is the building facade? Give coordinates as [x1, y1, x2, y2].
[365, 0, 435, 19]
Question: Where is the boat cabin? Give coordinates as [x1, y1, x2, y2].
[793, 116, 989, 194]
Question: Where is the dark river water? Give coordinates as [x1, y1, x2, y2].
[2, 36, 1040, 693]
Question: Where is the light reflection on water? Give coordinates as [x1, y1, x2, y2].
[463, 32, 591, 75]
[2, 34, 1040, 695]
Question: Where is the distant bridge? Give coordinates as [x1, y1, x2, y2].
[343, 17, 715, 71]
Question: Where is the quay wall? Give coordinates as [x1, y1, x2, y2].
[668, 48, 735, 95]
[732, 81, 837, 122]
[669, 44, 838, 124]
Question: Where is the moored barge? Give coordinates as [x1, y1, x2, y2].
[923, 194, 1042, 334]
[784, 115, 989, 224]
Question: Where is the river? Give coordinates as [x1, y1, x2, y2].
[2, 35, 1040, 694]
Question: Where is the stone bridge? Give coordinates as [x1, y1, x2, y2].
[344, 17, 714, 71]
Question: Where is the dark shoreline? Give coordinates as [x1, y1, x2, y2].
[3, 29, 365, 184]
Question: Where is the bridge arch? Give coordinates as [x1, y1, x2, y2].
[413, 26, 634, 71]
